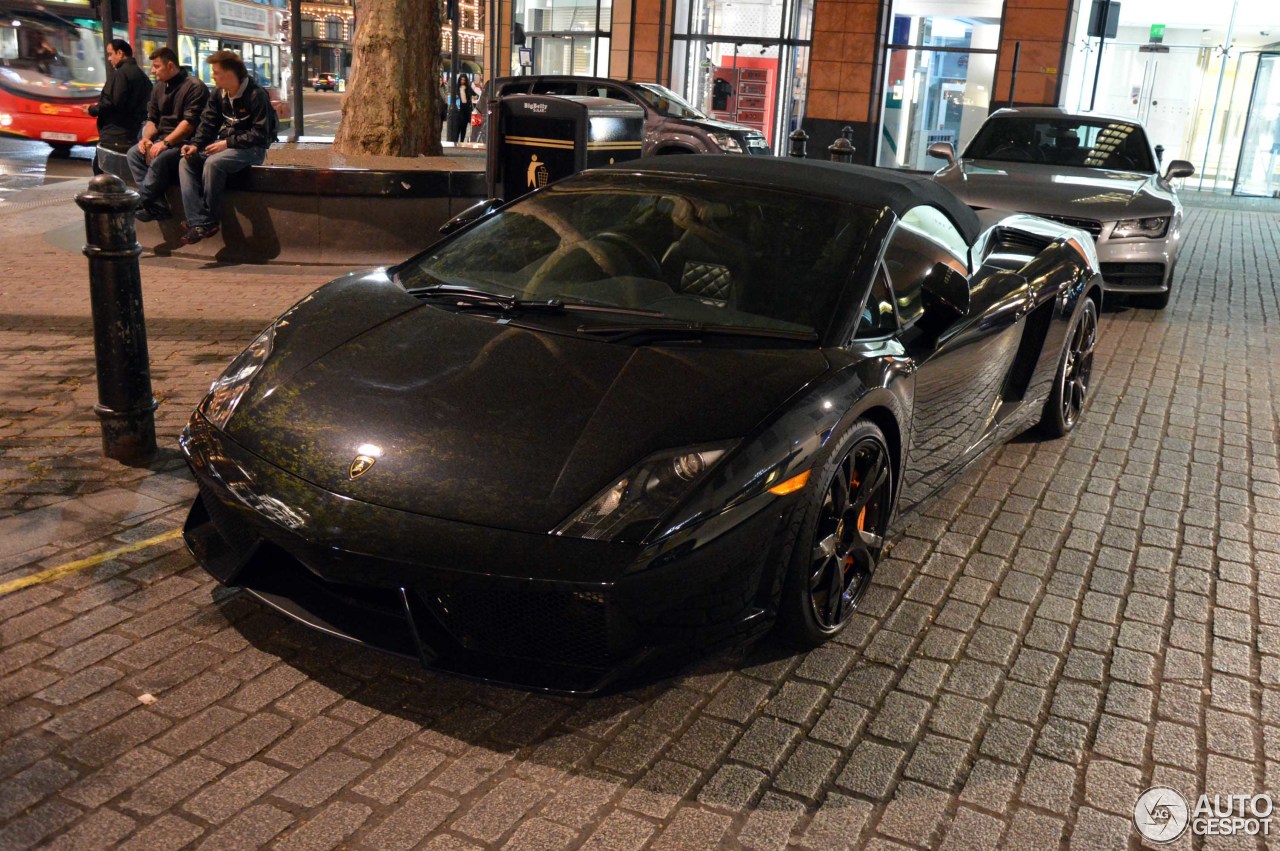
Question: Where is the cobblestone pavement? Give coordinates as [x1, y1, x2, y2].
[1, 188, 1278, 850]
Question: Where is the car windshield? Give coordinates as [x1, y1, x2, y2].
[964, 117, 1156, 173]
[629, 83, 706, 119]
[398, 176, 876, 338]
[0, 15, 105, 100]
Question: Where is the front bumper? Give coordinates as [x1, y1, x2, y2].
[180, 412, 782, 694]
[1095, 228, 1180, 294]
[0, 104, 97, 145]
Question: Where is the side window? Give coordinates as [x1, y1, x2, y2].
[854, 265, 898, 339]
[899, 205, 969, 270]
[532, 80, 577, 96]
[603, 85, 636, 103]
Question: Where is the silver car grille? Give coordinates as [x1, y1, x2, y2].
[1022, 212, 1103, 240]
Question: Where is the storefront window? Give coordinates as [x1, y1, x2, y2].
[877, 0, 1002, 170]
[1234, 53, 1280, 197]
[515, 0, 612, 76]
[670, 0, 813, 150]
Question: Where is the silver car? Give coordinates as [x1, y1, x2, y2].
[931, 107, 1194, 309]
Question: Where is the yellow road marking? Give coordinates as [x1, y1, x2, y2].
[0, 529, 184, 597]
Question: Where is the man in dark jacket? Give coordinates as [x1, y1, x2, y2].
[178, 49, 277, 244]
[129, 47, 209, 222]
[87, 40, 151, 174]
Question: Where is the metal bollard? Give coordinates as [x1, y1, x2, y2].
[75, 174, 158, 463]
[828, 135, 855, 163]
[788, 129, 809, 159]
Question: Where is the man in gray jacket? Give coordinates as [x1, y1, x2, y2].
[129, 47, 209, 222]
[178, 50, 277, 244]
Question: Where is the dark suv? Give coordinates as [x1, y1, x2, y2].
[488, 75, 771, 156]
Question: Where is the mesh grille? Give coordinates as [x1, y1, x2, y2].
[426, 578, 613, 669]
[1024, 212, 1102, 239]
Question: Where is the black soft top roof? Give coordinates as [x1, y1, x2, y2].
[593, 155, 982, 245]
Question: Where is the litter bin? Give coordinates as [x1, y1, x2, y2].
[486, 95, 644, 202]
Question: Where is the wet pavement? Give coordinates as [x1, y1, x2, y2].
[0, 179, 1279, 850]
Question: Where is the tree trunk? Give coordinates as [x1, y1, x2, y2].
[332, 0, 443, 157]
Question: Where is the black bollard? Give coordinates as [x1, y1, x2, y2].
[828, 135, 855, 163]
[75, 174, 158, 463]
[788, 129, 809, 159]
[1154, 144, 1165, 166]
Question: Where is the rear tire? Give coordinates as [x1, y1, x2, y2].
[1040, 296, 1098, 438]
[776, 419, 895, 647]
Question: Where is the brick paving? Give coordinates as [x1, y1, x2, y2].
[1, 182, 1279, 849]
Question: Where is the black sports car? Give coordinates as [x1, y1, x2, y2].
[181, 156, 1103, 693]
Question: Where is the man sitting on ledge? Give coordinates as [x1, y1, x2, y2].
[130, 47, 208, 222]
[178, 49, 277, 245]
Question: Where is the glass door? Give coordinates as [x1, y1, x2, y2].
[1233, 53, 1280, 197]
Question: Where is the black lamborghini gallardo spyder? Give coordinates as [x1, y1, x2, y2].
[182, 156, 1102, 693]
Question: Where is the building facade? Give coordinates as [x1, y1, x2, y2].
[483, 0, 1280, 193]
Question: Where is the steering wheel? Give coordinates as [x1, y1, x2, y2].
[594, 231, 662, 280]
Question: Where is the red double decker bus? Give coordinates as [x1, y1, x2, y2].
[0, 0, 290, 152]
[0, 2, 103, 150]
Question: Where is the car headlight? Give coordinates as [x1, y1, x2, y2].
[200, 324, 275, 430]
[1111, 216, 1169, 239]
[709, 132, 744, 154]
[555, 442, 735, 542]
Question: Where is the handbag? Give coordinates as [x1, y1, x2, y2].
[470, 110, 482, 127]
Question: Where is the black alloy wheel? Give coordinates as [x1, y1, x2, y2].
[1043, 296, 1098, 437]
[778, 420, 894, 646]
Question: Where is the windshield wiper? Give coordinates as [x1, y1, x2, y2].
[406, 285, 565, 313]
[575, 322, 819, 343]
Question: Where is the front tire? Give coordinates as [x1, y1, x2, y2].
[1041, 295, 1098, 437]
[777, 419, 895, 647]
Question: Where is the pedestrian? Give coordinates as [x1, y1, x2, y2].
[178, 50, 277, 245]
[453, 72, 474, 144]
[87, 39, 151, 175]
[129, 47, 209, 222]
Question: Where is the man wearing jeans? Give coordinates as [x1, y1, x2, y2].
[178, 50, 277, 244]
[129, 47, 208, 222]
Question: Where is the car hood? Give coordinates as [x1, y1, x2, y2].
[683, 117, 761, 136]
[935, 160, 1177, 220]
[225, 281, 829, 534]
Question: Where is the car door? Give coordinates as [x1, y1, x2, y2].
[891, 206, 1029, 511]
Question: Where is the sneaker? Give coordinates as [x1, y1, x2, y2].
[135, 205, 173, 223]
[180, 224, 219, 245]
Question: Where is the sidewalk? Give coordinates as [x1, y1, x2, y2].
[1, 184, 1279, 850]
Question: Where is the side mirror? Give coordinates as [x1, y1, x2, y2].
[922, 264, 969, 317]
[1164, 159, 1195, 180]
[927, 142, 957, 166]
[439, 198, 503, 235]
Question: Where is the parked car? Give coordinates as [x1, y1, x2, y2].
[931, 107, 1194, 309]
[310, 73, 340, 92]
[181, 156, 1101, 693]
[487, 75, 771, 157]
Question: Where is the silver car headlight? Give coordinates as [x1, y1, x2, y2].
[200, 324, 275, 429]
[709, 132, 744, 154]
[1111, 216, 1169, 239]
[555, 442, 735, 542]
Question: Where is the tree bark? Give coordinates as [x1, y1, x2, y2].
[332, 0, 443, 157]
